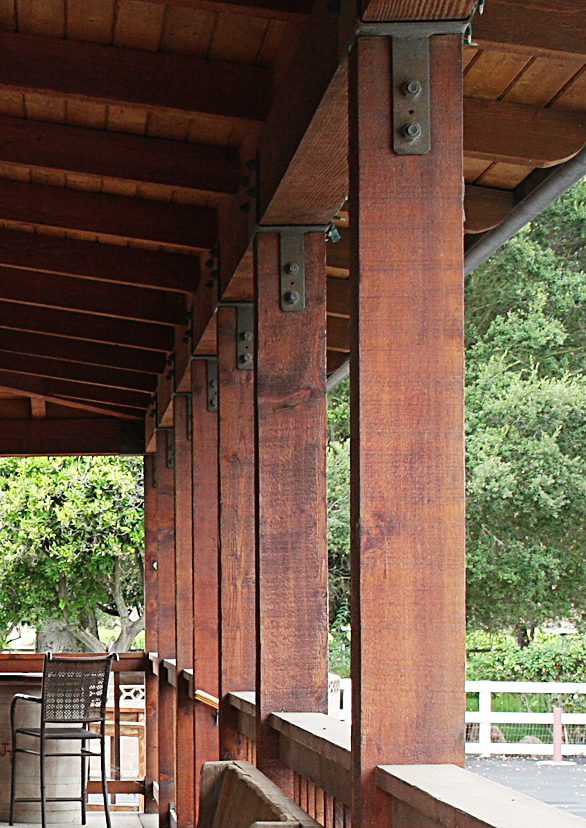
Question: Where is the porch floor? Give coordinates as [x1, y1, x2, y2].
[0, 815, 157, 828]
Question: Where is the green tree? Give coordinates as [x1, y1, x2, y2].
[0, 456, 144, 652]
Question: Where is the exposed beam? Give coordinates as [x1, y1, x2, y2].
[0, 351, 156, 393]
[30, 396, 46, 419]
[0, 301, 174, 352]
[464, 98, 586, 168]
[0, 369, 150, 410]
[0, 328, 165, 375]
[141, 0, 311, 21]
[0, 266, 186, 325]
[0, 418, 145, 456]
[474, 0, 586, 59]
[361, 0, 475, 21]
[464, 185, 515, 234]
[0, 116, 240, 196]
[0, 382, 141, 420]
[326, 276, 349, 317]
[327, 316, 350, 353]
[0, 228, 199, 292]
[0, 178, 217, 249]
[0, 30, 270, 122]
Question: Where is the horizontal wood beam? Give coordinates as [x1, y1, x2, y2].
[0, 418, 145, 456]
[0, 382, 142, 420]
[0, 228, 199, 292]
[0, 369, 150, 410]
[0, 301, 174, 352]
[0, 178, 217, 249]
[327, 316, 349, 353]
[0, 351, 156, 393]
[138, 0, 311, 21]
[474, 0, 586, 59]
[361, 0, 475, 21]
[464, 98, 586, 168]
[464, 185, 515, 234]
[0, 328, 166, 375]
[0, 30, 270, 122]
[0, 116, 240, 195]
[0, 266, 186, 325]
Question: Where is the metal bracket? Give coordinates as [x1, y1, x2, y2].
[206, 358, 218, 412]
[237, 306, 254, 370]
[280, 230, 305, 312]
[165, 429, 175, 469]
[392, 36, 430, 155]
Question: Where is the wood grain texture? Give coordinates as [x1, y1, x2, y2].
[348, 34, 465, 828]
[136, 0, 311, 21]
[144, 455, 159, 814]
[361, 0, 476, 21]
[0, 115, 240, 194]
[464, 184, 514, 233]
[0, 327, 166, 375]
[464, 97, 586, 167]
[0, 266, 186, 325]
[191, 360, 221, 816]
[0, 30, 271, 121]
[0, 299, 174, 351]
[174, 394, 196, 828]
[0, 177, 217, 249]
[0, 228, 199, 292]
[474, 0, 586, 59]
[217, 306, 256, 760]
[156, 432, 177, 828]
[254, 232, 328, 790]
[0, 417, 144, 456]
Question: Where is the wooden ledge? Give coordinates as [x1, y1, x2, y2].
[148, 651, 160, 676]
[269, 712, 351, 769]
[376, 764, 586, 828]
[227, 690, 256, 716]
[182, 667, 194, 699]
[162, 658, 177, 687]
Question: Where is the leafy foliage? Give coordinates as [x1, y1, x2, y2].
[0, 456, 144, 651]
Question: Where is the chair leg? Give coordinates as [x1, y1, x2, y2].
[9, 731, 17, 825]
[81, 738, 87, 825]
[40, 734, 47, 828]
[100, 733, 112, 828]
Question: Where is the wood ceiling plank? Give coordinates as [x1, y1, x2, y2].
[160, 6, 218, 57]
[464, 184, 515, 233]
[0, 228, 199, 291]
[0, 178, 217, 248]
[0, 418, 145, 456]
[141, 0, 310, 22]
[552, 67, 586, 111]
[0, 30, 271, 122]
[361, 0, 475, 20]
[106, 105, 149, 135]
[464, 97, 586, 167]
[463, 157, 491, 183]
[66, 0, 115, 43]
[0, 266, 186, 325]
[463, 50, 532, 100]
[0, 350, 155, 392]
[0, 116, 240, 194]
[0, 0, 16, 30]
[474, 0, 586, 60]
[114, 0, 166, 51]
[24, 93, 66, 123]
[503, 57, 585, 107]
[476, 162, 531, 189]
[17, 0, 64, 37]
[0, 328, 166, 374]
[0, 300, 174, 351]
[208, 12, 268, 62]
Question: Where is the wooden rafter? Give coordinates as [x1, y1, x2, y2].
[0, 179, 217, 249]
[0, 228, 199, 292]
[0, 370, 150, 410]
[0, 31, 271, 122]
[0, 267, 186, 326]
[0, 382, 142, 420]
[0, 116, 240, 195]
[140, 0, 312, 21]
[0, 419, 145, 457]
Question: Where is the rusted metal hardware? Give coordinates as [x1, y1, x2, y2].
[237, 305, 254, 370]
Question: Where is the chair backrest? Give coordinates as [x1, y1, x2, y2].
[41, 653, 116, 724]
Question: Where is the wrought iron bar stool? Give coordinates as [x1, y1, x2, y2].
[9, 652, 118, 828]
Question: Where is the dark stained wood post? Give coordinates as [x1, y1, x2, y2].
[173, 394, 195, 828]
[217, 305, 256, 759]
[254, 231, 329, 790]
[191, 360, 220, 808]
[348, 33, 466, 828]
[156, 429, 177, 828]
[144, 454, 159, 814]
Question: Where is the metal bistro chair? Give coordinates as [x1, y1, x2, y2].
[9, 652, 119, 828]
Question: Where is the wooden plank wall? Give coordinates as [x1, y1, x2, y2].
[348, 34, 466, 828]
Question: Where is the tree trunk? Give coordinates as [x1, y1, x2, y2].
[36, 619, 86, 653]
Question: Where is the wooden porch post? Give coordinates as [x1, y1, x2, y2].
[217, 305, 256, 759]
[191, 360, 220, 805]
[254, 231, 329, 790]
[144, 454, 159, 814]
[156, 429, 177, 828]
[348, 33, 466, 828]
[174, 395, 195, 828]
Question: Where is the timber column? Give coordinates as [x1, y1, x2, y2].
[144, 455, 158, 814]
[254, 230, 329, 791]
[349, 27, 466, 828]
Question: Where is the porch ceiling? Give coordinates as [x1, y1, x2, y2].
[0, 0, 582, 454]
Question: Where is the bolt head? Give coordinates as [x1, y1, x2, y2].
[240, 353, 253, 364]
[284, 262, 300, 275]
[285, 290, 300, 305]
[402, 80, 422, 99]
[240, 331, 253, 342]
[402, 122, 422, 142]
